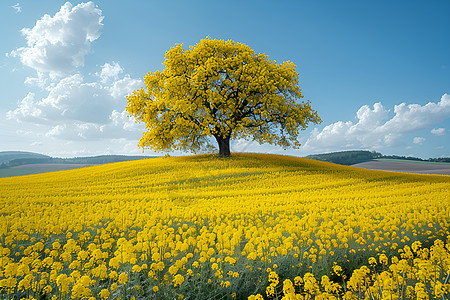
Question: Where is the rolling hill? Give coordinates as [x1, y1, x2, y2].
[306, 150, 450, 175]
[0, 151, 156, 178]
[0, 153, 448, 299]
[0, 151, 50, 164]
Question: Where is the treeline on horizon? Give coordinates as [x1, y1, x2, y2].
[306, 150, 450, 165]
[1, 151, 449, 169]
[0, 155, 155, 169]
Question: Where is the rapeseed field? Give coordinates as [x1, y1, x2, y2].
[0, 154, 449, 299]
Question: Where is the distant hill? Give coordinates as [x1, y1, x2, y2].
[0, 151, 155, 166]
[306, 150, 450, 166]
[4, 155, 156, 167]
[0, 151, 50, 164]
[0, 151, 157, 177]
[305, 150, 382, 165]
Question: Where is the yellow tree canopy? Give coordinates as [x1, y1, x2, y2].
[126, 38, 321, 156]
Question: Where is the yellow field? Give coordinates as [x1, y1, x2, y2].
[0, 154, 449, 299]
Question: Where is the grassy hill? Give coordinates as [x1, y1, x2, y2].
[0, 154, 449, 299]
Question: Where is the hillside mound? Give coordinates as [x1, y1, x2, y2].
[0, 153, 449, 299]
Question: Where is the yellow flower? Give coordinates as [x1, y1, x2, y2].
[173, 274, 184, 287]
[266, 284, 275, 297]
[282, 279, 295, 295]
[411, 241, 422, 253]
[379, 254, 388, 265]
[109, 257, 120, 269]
[332, 264, 343, 276]
[99, 288, 110, 300]
[132, 264, 141, 273]
[43, 284, 52, 294]
[111, 283, 118, 292]
[108, 271, 118, 280]
[118, 272, 128, 284]
[248, 295, 264, 300]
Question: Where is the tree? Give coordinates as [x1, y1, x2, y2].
[126, 38, 321, 157]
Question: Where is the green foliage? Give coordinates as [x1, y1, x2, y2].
[306, 151, 382, 165]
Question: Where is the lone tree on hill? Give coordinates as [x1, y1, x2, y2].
[126, 38, 321, 157]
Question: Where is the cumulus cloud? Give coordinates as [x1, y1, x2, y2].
[304, 94, 450, 152]
[94, 62, 141, 98]
[96, 62, 123, 83]
[110, 110, 141, 131]
[231, 139, 255, 152]
[9, 2, 103, 76]
[379, 95, 450, 133]
[7, 92, 43, 122]
[24, 72, 49, 88]
[7, 62, 143, 140]
[109, 75, 142, 99]
[45, 122, 102, 140]
[413, 137, 426, 144]
[431, 128, 446, 136]
[5, 2, 147, 154]
[8, 74, 114, 124]
[44, 111, 143, 141]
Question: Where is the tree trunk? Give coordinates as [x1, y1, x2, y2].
[215, 135, 231, 157]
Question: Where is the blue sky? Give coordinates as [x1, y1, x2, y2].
[1, 1, 449, 158]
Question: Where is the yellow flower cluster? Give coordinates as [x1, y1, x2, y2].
[251, 237, 450, 299]
[0, 153, 448, 299]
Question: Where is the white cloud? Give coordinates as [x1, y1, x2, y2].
[431, 127, 446, 136]
[109, 75, 142, 99]
[11, 3, 22, 13]
[304, 94, 450, 152]
[303, 103, 390, 151]
[378, 94, 450, 133]
[8, 74, 114, 124]
[413, 137, 426, 144]
[24, 72, 49, 88]
[8, 61, 142, 125]
[44, 111, 143, 141]
[231, 138, 255, 152]
[9, 2, 103, 76]
[7, 92, 44, 122]
[96, 62, 123, 83]
[7, 62, 144, 141]
[4, 3, 148, 156]
[45, 122, 102, 140]
[110, 110, 141, 131]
